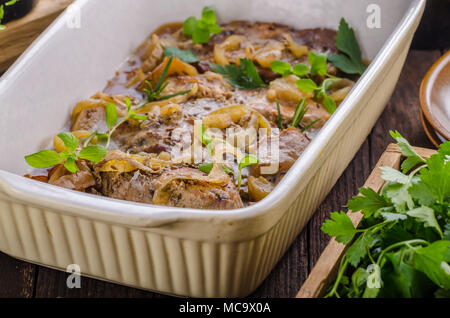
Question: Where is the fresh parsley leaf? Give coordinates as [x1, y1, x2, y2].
[106, 103, 118, 131]
[437, 141, 450, 159]
[328, 18, 367, 75]
[444, 224, 450, 241]
[350, 268, 369, 296]
[383, 182, 414, 212]
[64, 157, 79, 173]
[271, 60, 310, 78]
[390, 131, 426, 173]
[413, 240, 450, 290]
[346, 231, 373, 267]
[407, 206, 443, 239]
[237, 154, 259, 190]
[183, 7, 222, 44]
[163, 46, 199, 64]
[380, 212, 407, 222]
[199, 162, 213, 174]
[321, 211, 356, 244]
[409, 181, 438, 207]
[271, 60, 292, 76]
[292, 63, 310, 77]
[25, 150, 63, 169]
[57, 132, 79, 152]
[210, 58, 267, 90]
[380, 166, 409, 184]
[238, 154, 259, 171]
[296, 78, 318, 92]
[308, 51, 328, 76]
[420, 154, 450, 204]
[78, 145, 107, 163]
[347, 187, 389, 217]
[322, 95, 337, 114]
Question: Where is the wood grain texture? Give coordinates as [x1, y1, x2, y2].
[0, 50, 443, 298]
[0, 0, 73, 72]
[0, 253, 36, 297]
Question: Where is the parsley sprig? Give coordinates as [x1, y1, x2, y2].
[328, 18, 367, 75]
[163, 46, 199, 64]
[322, 132, 450, 298]
[210, 58, 268, 90]
[183, 6, 222, 44]
[271, 51, 339, 114]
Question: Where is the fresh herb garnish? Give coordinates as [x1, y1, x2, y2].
[104, 98, 148, 148]
[271, 51, 339, 114]
[25, 133, 107, 173]
[0, 0, 19, 30]
[301, 119, 320, 132]
[163, 46, 200, 64]
[199, 124, 258, 190]
[296, 77, 339, 114]
[275, 100, 283, 130]
[321, 132, 450, 298]
[210, 58, 268, 90]
[291, 98, 308, 128]
[237, 155, 259, 191]
[183, 6, 222, 44]
[199, 162, 233, 176]
[271, 60, 309, 77]
[25, 98, 148, 174]
[328, 18, 367, 75]
[137, 56, 191, 109]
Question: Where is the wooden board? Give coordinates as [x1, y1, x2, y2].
[296, 144, 437, 298]
[0, 0, 73, 72]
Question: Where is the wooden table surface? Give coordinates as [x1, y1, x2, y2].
[0, 47, 447, 297]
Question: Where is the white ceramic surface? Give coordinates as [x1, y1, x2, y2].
[0, 0, 425, 297]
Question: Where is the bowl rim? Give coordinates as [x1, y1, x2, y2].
[419, 49, 450, 140]
[419, 108, 441, 148]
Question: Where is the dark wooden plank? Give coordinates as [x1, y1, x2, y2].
[0, 252, 36, 297]
[34, 267, 167, 298]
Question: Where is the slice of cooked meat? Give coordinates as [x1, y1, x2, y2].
[254, 127, 310, 176]
[112, 119, 174, 154]
[278, 127, 311, 172]
[153, 167, 243, 210]
[93, 170, 156, 204]
[49, 161, 95, 192]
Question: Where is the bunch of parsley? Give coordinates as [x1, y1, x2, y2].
[322, 132, 450, 298]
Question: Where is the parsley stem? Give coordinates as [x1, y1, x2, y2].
[324, 255, 349, 298]
[376, 239, 429, 266]
[106, 116, 129, 149]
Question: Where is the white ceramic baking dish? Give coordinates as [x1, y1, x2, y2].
[0, 0, 425, 297]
